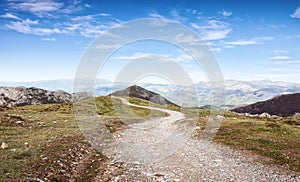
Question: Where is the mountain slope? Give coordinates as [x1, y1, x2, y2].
[0, 86, 72, 107]
[109, 85, 179, 106]
[231, 93, 300, 117]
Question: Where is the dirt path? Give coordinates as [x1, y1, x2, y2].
[95, 97, 299, 181]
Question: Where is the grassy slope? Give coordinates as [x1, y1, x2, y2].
[0, 96, 299, 181]
[0, 96, 167, 181]
[213, 113, 300, 172]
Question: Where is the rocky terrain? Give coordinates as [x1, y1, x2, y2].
[110, 85, 179, 106]
[0, 86, 93, 107]
[232, 93, 300, 117]
[0, 86, 72, 107]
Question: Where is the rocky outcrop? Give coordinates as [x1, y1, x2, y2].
[0, 86, 72, 107]
[231, 93, 300, 117]
[110, 85, 179, 106]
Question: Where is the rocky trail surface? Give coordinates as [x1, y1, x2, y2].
[95, 97, 299, 181]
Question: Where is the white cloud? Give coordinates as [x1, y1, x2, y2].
[170, 10, 187, 22]
[291, 7, 300, 18]
[66, 15, 121, 37]
[272, 49, 288, 55]
[148, 12, 166, 19]
[72, 13, 111, 21]
[6, 18, 62, 35]
[218, 10, 232, 17]
[270, 56, 292, 60]
[190, 9, 202, 15]
[113, 52, 160, 60]
[225, 40, 257, 46]
[6, 0, 87, 17]
[224, 36, 274, 46]
[190, 20, 232, 40]
[268, 24, 286, 29]
[8, 0, 64, 16]
[98, 13, 111, 17]
[41, 37, 56, 41]
[273, 60, 300, 64]
[95, 43, 121, 49]
[113, 52, 195, 63]
[211, 47, 222, 52]
[0, 13, 21, 20]
[203, 29, 232, 40]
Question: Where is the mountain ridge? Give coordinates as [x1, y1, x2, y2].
[1, 79, 300, 107]
[231, 93, 300, 117]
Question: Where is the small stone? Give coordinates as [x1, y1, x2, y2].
[16, 120, 24, 124]
[24, 142, 29, 146]
[195, 126, 201, 130]
[1, 142, 8, 149]
[53, 121, 57, 124]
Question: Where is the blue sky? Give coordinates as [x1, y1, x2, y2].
[0, 0, 300, 83]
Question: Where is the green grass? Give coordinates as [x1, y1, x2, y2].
[213, 112, 300, 172]
[0, 96, 169, 180]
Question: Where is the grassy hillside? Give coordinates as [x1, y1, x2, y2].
[0, 96, 167, 181]
[0, 96, 299, 181]
[212, 113, 300, 172]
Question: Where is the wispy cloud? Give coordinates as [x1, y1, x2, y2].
[270, 56, 292, 60]
[170, 10, 188, 22]
[67, 13, 121, 37]
[190, 20, 232, 40]
[218, 10, 232, 17]
[186, 9, 202, 15]
[0, 13, 21, 20]
[84, 3, 91, 8]
[6, 0, 86, 17]
[267, 24, 286, 29]
[273, 60, 300, 64]
[224, 36, 273, 46]
[71, 13, 111, 21]
[272, 49, 288, 55]
[113, 52, 194, 63]
[6, 18, 62, 35]
[225, 40, 257, 46]
[291, 7, 300, 18]
[148, 12, 166, 19]
[7, 0, 64, 17]
[113, 52, 150, 60]
[41, 37, 56, 41]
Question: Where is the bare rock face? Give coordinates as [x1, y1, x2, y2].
[231, 93, 300, 117]
[0, 86, 72, 107]
[110, 85, 179, 106]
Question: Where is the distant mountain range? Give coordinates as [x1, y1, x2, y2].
[232, 93, 300, 117]
[110, 85, 178, 106]
[1, 85, 299, 118]
[1, 79, 300, 107]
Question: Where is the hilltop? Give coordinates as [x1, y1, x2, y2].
[109, 85, 179, 107]
[231, 93, 300, 117]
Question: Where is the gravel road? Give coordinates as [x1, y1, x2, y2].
[96, 97, 300, 182]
